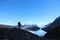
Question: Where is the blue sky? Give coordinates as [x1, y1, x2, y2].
[0, 0, 60, 26]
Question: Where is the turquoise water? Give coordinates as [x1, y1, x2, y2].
[29, 29, 47, 37]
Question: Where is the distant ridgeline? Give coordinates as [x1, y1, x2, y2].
[0, 24, 15, 28]
[42, 16, 60, 32]
[15, 24, 40, 31]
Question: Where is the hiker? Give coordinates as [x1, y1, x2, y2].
[18, 22, 21, 29]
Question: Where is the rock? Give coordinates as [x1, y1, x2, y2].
[0, 28, 42, 40]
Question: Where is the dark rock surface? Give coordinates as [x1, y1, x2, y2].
[0, 28, 42, 40]
[43, 25, 60, 39]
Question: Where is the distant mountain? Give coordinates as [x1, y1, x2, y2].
[25, 25, 40, 31]
[42, 23, 52, 29]
[0, 24, 15, 28]
[42, 16, 60, 32]
[16, 24, 40, 31]
[15, 25, 32, 28]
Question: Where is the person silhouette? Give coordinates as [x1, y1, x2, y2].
[18, 22, 21, 29]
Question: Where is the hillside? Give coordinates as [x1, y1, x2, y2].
[0, 28, 42, 40]
[42, 16, 60, 32]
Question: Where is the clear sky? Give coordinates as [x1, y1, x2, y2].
[0, 0, 60, 26]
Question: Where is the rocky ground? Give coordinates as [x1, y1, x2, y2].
[0, 28, 42, 40]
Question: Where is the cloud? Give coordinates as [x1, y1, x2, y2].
[37, 22, 48, 28]
[28, 21, 33, 24]
[8, 20, 13, 22]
